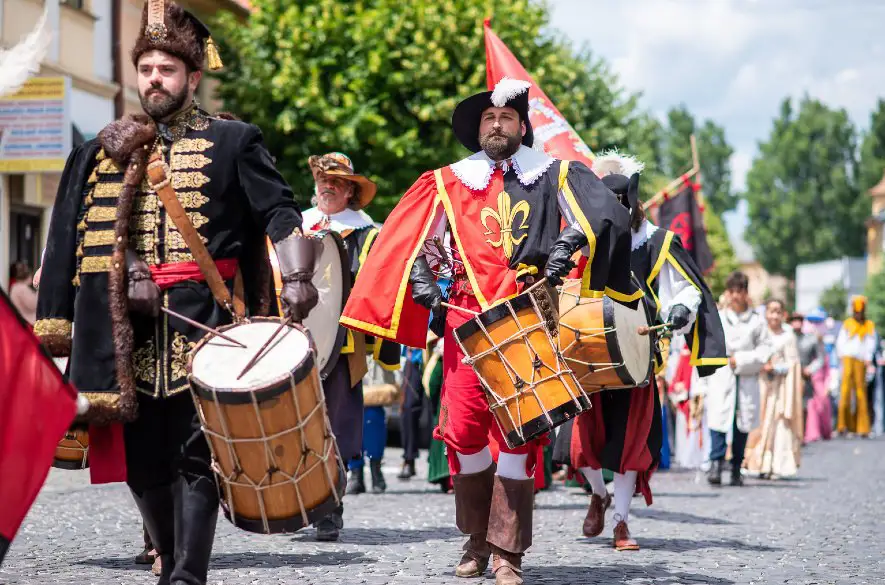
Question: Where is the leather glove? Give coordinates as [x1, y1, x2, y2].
[668, 304, 692, 331]
[410, 256, 443, 316]
[545, 226, 587, 286]
[126, 248, 160, 318]
[275, 233, 320, 322]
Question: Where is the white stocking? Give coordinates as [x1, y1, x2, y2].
[456, 447, 493, 474]
[613, 471, 638, 523]
[497, 452, 530, 480]
[579, 466, 607, 496]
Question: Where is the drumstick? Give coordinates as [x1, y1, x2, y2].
[441, 302, 480, 317]
[160, 307, 247, 348]
[637, 322, 673, 336]
[236, 316, 293, 380]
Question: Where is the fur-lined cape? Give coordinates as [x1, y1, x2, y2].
[131, 1, 222, 72]
[77, 116, 157, 425]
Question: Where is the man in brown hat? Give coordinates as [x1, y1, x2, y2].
[301, 152, 399, 541]
[34, 1, 318, 583]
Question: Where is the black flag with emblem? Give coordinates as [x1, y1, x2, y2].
[656, 178, 714, 274]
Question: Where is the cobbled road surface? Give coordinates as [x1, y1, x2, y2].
[2, 439, 884, 584]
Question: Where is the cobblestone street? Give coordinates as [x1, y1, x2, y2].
[2, 438, 884, 585]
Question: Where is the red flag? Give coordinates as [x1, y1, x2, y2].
[484, 19, 595, 166]
[0, 289, 77, 563]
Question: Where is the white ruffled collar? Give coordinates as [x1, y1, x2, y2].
[302, 207, 375, 234]
[631, 219, 659, 251]
[449, 145, 555, 191]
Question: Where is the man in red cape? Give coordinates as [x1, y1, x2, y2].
[341, 79, 640, 585]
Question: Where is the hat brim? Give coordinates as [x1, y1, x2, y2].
[316, 170, 377, 210]
[451, 90, 534, 153]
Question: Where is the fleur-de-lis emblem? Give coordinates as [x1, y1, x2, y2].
[481, 190, 530, 259]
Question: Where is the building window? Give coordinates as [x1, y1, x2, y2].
[61, 0, 85, 10]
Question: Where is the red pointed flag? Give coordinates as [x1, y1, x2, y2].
[0, 289, 78, 564]
[484, 19, 595, 167]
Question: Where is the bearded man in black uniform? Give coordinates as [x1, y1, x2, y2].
[34, 2, 318, 583]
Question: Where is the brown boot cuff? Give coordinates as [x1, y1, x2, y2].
[486, 475, 534, 554]
[452, 464, 496, 535]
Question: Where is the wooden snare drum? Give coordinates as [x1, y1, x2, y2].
[453, 283, 587, 449]
[53, 428, 89, 469]
[558, 279, 653, 392]
[188, 318, 345, 534]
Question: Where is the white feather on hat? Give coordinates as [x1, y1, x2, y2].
[593, 149, 645, 178]
[491, 77, 531, 108]
[0, 10, 51, 99]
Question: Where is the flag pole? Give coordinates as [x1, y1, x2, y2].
[690, 133, 708, 211]
[643, 134, 701, 210]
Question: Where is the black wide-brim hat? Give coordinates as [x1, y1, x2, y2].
[452, 89, 534, 153]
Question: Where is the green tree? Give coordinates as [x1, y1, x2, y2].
[702, 207, 739, 298]
[858, 99, 885, 194]
[744, 97, 864, 278]
[651, 106, 738, 295]
[658, 105, 735, 214]
[820, 282, 847, 321]
[865, 267, 885, 332]
[213, 0, 643, 218]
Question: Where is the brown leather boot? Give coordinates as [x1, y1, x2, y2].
[582, 492, 611, 537]
[452, 465, 495, 577]
[487, 475, 534, 585]
[492, 550, 523, 585]
[613, 518, 639, 551]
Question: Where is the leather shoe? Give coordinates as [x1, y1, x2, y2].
[582, 492, 611, 537]
[491, 551, 523, 585]
[455, 535, 490, 577]
[730, 467, 744, 487]
[613, 519, 639, 551]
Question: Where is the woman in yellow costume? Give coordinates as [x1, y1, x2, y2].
[836, 296, 876, 437]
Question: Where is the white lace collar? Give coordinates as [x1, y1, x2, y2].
[631, 219, 659, 251]
[449, 145, 555, 191]
[302, 207, 375, 234]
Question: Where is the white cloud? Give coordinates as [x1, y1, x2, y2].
[548, 0, 885, 254]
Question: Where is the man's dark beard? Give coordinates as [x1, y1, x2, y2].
[479, 129, 521, 160]
[139, 85, 189, 120]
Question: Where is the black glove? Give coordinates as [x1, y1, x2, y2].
[545, 226, 587, 286]
[275, 234, 320, 322]
[409, 256, 443, 316]
[669, 304, 692, 331]
[126, 248, 160, 318]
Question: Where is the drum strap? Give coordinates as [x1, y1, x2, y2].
[146, 148, 245, 319]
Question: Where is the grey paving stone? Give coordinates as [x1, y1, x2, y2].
[2, 440, 885, 584]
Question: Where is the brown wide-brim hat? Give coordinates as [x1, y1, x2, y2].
[308, 152, 377, 210]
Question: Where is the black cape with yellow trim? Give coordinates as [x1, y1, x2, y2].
[634, 224, 726, 377]
[339, 225, 400, 383]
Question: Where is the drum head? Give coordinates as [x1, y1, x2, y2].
[303, 231, 351, 379]
[190, 321, 312, 391]
[610, 298, 653, 385]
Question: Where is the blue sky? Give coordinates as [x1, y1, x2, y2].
[548, 0, 885, 261]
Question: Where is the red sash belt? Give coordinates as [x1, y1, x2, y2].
[149, 258, 238, 291]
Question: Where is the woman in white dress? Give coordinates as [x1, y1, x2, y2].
[745, 299, 803, 478]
